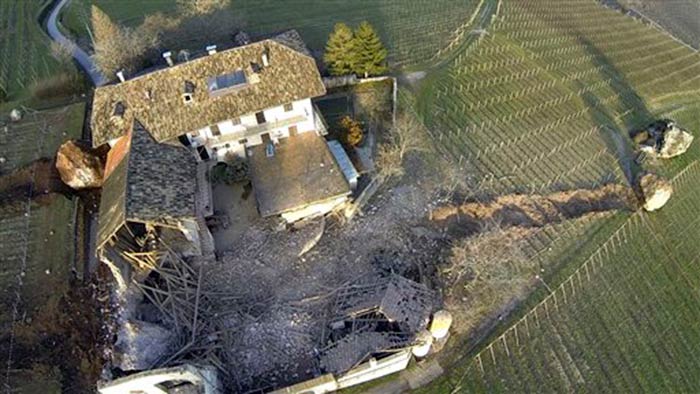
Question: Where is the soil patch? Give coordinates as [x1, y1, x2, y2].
[431, 184, 636, 236]
[0, 158, 73, 203]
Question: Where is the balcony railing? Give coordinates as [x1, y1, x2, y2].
[211, 114, 308, 144]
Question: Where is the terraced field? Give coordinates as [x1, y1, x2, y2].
[62, 0, 480, 67]
[416, 0, 700, 195]
[0, 0, 63, 99]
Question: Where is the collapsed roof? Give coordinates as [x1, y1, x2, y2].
[97, 125, 198, 248]
[90, 31, 326, 147]
[319, 275, 437, 374]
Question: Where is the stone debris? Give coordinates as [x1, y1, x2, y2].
[56, 140, 105, 189]
[9, 108, 22, 122]
[637, 173, 673, 211]
[113, 319, 175, 371]
[632, 119, 694, 159]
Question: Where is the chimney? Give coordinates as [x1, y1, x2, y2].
[262, 49, 270, 67]
[116, 70, 125, 83]
[162, 51, 174, 66]
[206, 45, 217, 55]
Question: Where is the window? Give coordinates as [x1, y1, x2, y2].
[284, 103, 294, 112]
[255, 111, 266, 125]
[210, 124, 221, 137]
[113, 102, 125, 118]
[288, 125, 298, 136]
[184, 81, 195, 94]
[207, 70, 247, 95]
[232, 117, 241, 126]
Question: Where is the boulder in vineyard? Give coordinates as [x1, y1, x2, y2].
[637, 173, 672, 212]
[631, 119, 694, 159]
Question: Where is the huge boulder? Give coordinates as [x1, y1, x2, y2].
[637, 173, 673, 212]
[658, 126, 694, 159]
[632, 120, 694, 159]
[55, 140, 104, 189]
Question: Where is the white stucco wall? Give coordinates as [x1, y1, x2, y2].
[187, 98, 320, 161]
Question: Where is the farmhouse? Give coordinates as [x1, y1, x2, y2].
[92, 31, 356, 249]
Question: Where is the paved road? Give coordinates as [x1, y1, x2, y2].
[46, 0, 106, 86]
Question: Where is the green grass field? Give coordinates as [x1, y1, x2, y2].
[0, 0, 66, 100]
[61, 0, 480, 67]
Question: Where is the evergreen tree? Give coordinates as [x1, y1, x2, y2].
[324, 23, 356, 76]
[353, 22, 388, 78]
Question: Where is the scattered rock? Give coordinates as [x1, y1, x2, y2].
[114, 319, 175, 371]
[55, 140, 105, 189]
[9, 108, 22, 122]
[631, 119, 694, 159]
[637, 173, 673, 212]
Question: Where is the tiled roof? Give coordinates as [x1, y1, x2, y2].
[97, 124, 197, 247]
[248, 132, 350, 217]
[91, 33, 326, 147]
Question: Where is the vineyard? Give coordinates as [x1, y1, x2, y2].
[0, 0, 63, 100]
[416, 0, 700, 195]
[62, 0, 480, 66]
[407, 0, 700, 391]
[0, 103, 86, 392]
[421, 157, 700, 393]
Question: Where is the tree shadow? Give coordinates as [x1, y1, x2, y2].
[573, 36, 653, 186]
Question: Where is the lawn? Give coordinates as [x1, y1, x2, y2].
[61, 0, 480, 67]
[0, 0, 67, 101]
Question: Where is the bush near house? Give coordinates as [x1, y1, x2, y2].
[339, 116, 364, 147]
[209, 160, 249, 185]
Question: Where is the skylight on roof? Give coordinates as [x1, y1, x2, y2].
[207, 70, 247, 95]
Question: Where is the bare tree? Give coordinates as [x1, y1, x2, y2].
[50, 41, 76, 66]
[376, 112, 428, 179]
[91, 5, 161, 79]
[177, 0, 231, 15]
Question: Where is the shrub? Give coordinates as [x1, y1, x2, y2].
[339, 116, 363, 146]
[209, 160, 249, 185]
[30, 72, 87, 100]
